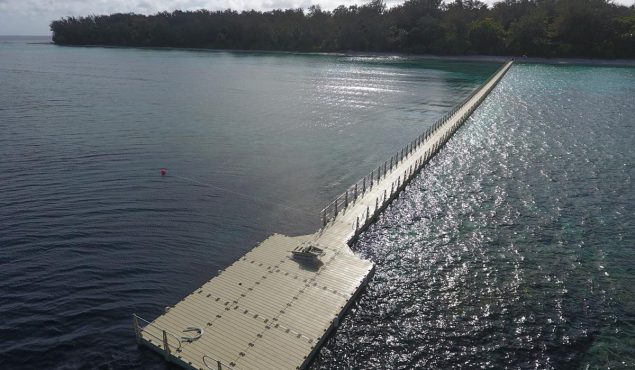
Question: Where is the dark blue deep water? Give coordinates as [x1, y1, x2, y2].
[1, 37, 634, 369]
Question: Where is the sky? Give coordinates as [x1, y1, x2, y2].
[1, 0, 634, 35]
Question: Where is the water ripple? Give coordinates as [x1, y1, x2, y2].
[315, 64, 635, 369]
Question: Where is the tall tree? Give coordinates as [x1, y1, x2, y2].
[50, 0, 635, 58]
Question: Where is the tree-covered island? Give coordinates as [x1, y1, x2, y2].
[50, 0, 635, 58]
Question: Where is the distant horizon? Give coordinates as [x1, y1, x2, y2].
[0, 34, 51, 37]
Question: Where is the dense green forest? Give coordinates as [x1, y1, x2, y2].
[51, 0, 635, 58]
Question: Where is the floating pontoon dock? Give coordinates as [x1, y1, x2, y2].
[134, 61, 513, 370]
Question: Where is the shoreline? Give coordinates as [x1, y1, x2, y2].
[44, 41, 635, 67]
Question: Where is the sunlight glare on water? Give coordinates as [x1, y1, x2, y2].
[0, 37, 496, 370]
[314, 64, 635, 369]
[1, 37, 633, 369]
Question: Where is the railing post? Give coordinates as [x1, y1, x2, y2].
[384, 189, 387, 202]
[366, 206, 370, 221]
[133, 314, 141, 345]
[375, 197, 378, 212]
[384, 161, 387, 178]
[345, 190, 348, 208]
[377, 167, 380, 182]
[363, 177, 366, 193]
[322, 209, 326, 227]
[370, 170, 374, 188]
[162, 330, 171, 361]
[217, 361, 222, 370]
[390, 157, 393, 171]
[334, 199, 338, 217]
[356, 216, 359, 231]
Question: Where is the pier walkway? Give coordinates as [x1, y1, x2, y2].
[134, 61, 513, 370]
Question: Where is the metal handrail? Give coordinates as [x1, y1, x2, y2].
[135, 314, 238, 369]
[320, 61, 511, 227]
[134, 313, 182, 352]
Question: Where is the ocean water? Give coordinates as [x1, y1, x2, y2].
[1, 36, 633, 370]
[0, 36, 496, 369]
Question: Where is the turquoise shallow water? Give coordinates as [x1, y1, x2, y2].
[315, 64, 635, 369]
[1, 37, 634, 369]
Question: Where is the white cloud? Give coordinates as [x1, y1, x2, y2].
[1, 0, 633, 35]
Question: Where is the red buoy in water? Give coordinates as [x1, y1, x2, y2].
[160, 168, 167, 176]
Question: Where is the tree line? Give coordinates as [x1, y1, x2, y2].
[50, 0, 635, 58]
